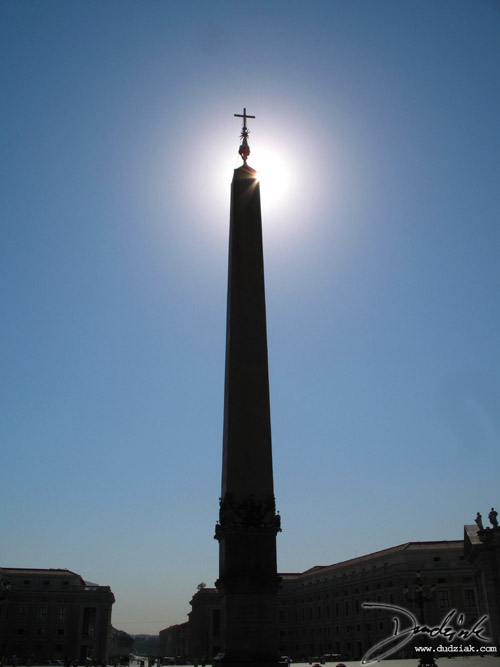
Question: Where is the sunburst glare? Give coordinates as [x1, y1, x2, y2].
[252, 148, 291, 213]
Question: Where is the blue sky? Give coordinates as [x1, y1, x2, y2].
[1, 0, 499, 635]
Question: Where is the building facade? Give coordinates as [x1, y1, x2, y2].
[159, 622, 189, 662]
[163, 540, 483, 662]
[276, 541, 476, 660]
[109, 627, 134, 662]
[464, 519, 500, 649]
[0, 568, 114, 664]
[188, 588, 221, 663]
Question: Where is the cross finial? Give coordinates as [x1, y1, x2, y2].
[234, 107, 255, 136]
[234, 107, 255, 166]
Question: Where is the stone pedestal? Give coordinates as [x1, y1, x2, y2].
[216, 577, 280, 667]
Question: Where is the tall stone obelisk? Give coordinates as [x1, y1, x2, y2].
[214, 109, 281, 667]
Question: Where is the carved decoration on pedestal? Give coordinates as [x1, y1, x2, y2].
[215, 493, 281, 540]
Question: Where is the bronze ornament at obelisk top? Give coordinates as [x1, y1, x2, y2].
[214, 109, 281, 667]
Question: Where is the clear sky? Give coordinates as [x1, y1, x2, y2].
[1, 0, 499, 637]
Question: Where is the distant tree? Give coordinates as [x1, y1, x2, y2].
[132, 635, 160, 656]
[117, 629, 134, 650]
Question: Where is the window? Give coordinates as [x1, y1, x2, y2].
[59, 607, 67, 622]
[464, 590, 476, 608]
[38, 607, 48, 621]
[433, 557, 441, 562]
[57, 629, 65, 636]
[18, 607, 26, 620]
[82, 607, 96, 637]
[438, 591, 449, 609]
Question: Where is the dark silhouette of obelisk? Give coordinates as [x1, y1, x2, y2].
[214, 109, 281, 667]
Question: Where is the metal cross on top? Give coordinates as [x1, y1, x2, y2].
[234, 107, 255, 137]
[234, 107, 255, 166]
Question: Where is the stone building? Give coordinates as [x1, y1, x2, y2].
[109, 627, 134, 661]
[464, 511, 500, 649]
[0, 567, 114, 664]
[188, 588, 221, 663]
[162, 540, 482, 662]
[276, 540, 476, 660]
[159, 622, 189, 662]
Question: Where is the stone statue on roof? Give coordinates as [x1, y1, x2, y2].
[488, 507, 498, 528]
[475, 512, 484, 531]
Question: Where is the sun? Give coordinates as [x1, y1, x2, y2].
[252, 148, 290, 212]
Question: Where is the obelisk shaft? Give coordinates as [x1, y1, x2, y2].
[215, 165, 280, 667]
[222, 168, 273, 502]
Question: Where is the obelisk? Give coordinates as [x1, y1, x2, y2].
[214, 109, 281, 667]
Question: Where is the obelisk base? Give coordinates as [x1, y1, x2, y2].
[214, 578, 281, 667]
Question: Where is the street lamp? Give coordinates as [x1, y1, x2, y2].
[404, 571, 435, 625]
[404, 571, 436, 665]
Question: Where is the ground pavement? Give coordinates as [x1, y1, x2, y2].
[292, 659, 499, 667]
